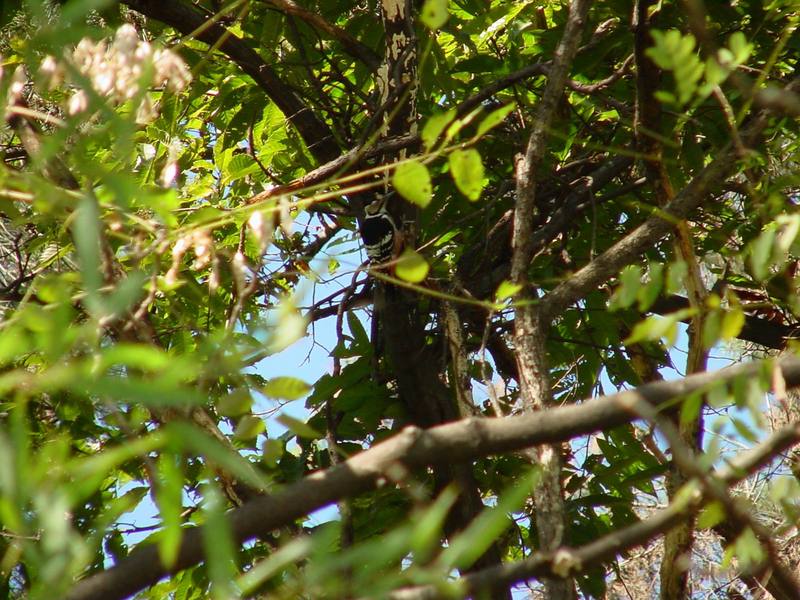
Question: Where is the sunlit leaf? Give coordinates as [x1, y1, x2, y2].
[234, 415, 266, 441]
[475, 102, 516, 139]
[420, 0, 448, 29]
[449, 148, 485, 201]
[495, 280, 522, 302]
[277, 414, 321, 439]
[422, 109, 455, 150]
[697, 501, 725, 529]
[393, 160, 433, 208]
[202, 484, 238, 599]
[395, 248, 429, 283]
[263, 376, 311, 400]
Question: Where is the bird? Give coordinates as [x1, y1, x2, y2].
[360, 193, 402, 268]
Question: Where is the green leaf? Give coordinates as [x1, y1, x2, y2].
[637, 262, 664, 312]
[680, 392, 703, 427]
[422, 109, 456, 150]
[420, 0, 448, 29]
[449, 148, 485, 201]
[410, 487, 458, 563]
[476, 103, 516, 139]
[217, 390, 253, 417]
[73, 196, 103, 315]
[623, 309, 694, 346]
[393, 160, 432, 208]
[439, 469, 539, 570]
[237, 537, 312, 596]
[155, 453, 184, 569]
[262, 438, 283, 468]
[94, 343, 172, 372]
[268, 301, 308, 353]
[221, 153, 260, 185]
[263, 376, 311, 401]
[706, 381, 730, 408]
[87, 376, 205, 406]
[103, 271, 148, 318]
[395, 248, 429, 283]
[720, 307, 745, 340]
[277, 413, 321, 439]
[609, 265, 642, 310]
[666, 261, 688, 295]
[202, 484, 238, 599]
[749, 228, 776, 280]
[233, 415, 266, 441]
[171, 422, 269, 492]
[727, 528, 765, 571]
[727, 31, 753, 65]
[495, 280, 522, 302]
[701, 309, 722, 349]
[730, 416, 759, 443]
[697, 501, 725, 529]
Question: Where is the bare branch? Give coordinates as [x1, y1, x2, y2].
[511, 2, 592, 597]
[387, 419, 800, 599]
[66, 355, 800, 600]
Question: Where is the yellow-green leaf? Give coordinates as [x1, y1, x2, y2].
[233, 415, 265, 441]
[393, 160, 432, 207]
[449, 148, 485, 201]
[217, 390, 253, 417]
[697, 501, 725, 529]
[395, 248, 429, 283]
[277, 414, 320, 439]
[262, 438, 283, 467]
[263, 376, 311, 401]
[476, 103, 516, 139]
[495, 280, 522, 302]
[421, 0, 448, 29]
[720, 307, 744, 340]
[422, 110, 456, 150]
[268, 302, 308, 353]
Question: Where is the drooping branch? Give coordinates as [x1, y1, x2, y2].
[66, 355, 800, 600]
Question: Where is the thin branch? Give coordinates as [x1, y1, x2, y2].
[259, 0, 380, 70]
[121, 0, 341, 163]
[538, 78, 800, 323]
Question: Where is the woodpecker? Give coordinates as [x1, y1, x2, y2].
[360, 195, 401, 266]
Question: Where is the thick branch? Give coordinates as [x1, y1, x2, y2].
[387, 420, 800, 599]
[66, 356, 800, 600]
[511, 3, 591, 598]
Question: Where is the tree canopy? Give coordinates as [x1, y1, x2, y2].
[2, 0, 800, 598]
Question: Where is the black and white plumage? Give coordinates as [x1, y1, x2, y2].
[360, 197, 400, 265]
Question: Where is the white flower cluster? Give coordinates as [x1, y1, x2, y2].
[41, 23, 191, 122]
